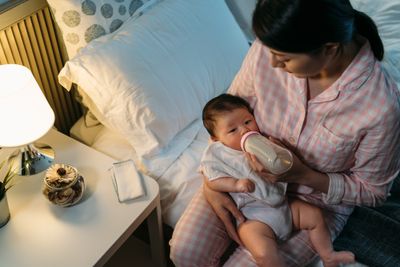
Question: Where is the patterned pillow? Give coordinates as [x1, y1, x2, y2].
[47, 0, 160, 59]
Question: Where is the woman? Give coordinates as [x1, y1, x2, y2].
[170, 0, 400, 266]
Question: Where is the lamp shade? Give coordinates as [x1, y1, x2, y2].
[0, 64, 55, 147]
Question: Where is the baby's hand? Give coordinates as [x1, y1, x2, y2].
[236, 179, 255, 193]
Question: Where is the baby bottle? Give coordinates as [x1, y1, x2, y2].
[241, 131, 293, 175]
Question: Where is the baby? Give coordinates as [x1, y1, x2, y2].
[200, 93, 355, 267]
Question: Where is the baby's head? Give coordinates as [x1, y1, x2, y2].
[202, 94, 259, 150]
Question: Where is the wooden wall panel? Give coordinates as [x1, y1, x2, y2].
[0, 5, 82, 134]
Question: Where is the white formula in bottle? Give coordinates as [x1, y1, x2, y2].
[241, 131, 293, 175]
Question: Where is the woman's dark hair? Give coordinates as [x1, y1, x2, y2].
[202, 94, 253, 137]
[252, 0, 384, 60]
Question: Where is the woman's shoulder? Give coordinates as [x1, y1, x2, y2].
[366, 52, 399, 112]
[357, 59, 400, 126]
[342, 41, 397, 95]
[337, 41, 399, 128]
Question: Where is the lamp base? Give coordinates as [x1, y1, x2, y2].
[8, 143, 55, 176]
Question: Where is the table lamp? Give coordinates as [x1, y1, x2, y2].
[0, 64, 55, 175]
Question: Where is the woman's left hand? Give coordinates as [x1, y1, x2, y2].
[245, 137, 311, 184]
[246, 137, 330, 193]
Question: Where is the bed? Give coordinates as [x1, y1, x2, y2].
[48, 0, 400, 265]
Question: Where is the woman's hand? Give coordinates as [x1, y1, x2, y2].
[245, 137, 330, 192]
[246, 149, 309, 184]
[203, 178, 245, 246]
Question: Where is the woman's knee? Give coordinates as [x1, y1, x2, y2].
[169, 188, 229, 266]
[169, 236, 224, 267]
[169, 237, 193, 266]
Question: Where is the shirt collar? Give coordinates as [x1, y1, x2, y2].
[298, 40, 375, 104]
[337, 40, 375, 92]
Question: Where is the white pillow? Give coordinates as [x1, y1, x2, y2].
[47, 0, 160, 59]
[350, 0, 400, 86]
[59, 0, 249, 177]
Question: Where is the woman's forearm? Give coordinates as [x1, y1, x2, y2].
[299, 169, 330, 194]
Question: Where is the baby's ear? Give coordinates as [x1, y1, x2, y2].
[210, 135, 218, 142]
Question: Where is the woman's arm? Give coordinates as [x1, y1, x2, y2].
[314, 107, 400, 206]
[246, 141, 331, 193]
[248, 112, 400, 207]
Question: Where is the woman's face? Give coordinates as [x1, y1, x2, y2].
[268, 48, 328, 78]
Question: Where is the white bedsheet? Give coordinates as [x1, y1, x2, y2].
[71, 117, 205, 227]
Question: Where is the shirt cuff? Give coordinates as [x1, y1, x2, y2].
[322, 173, 345, 205]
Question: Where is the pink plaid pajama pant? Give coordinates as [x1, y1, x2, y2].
[170, 188, 349, 267]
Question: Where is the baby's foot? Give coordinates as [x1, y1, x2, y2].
[322, 251, 355, 267]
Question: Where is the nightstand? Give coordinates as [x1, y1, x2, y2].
[0, 128, 166, 267]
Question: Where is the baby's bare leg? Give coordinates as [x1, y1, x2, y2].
[237, 220, 284, 267]
[290, 199, 355, 267]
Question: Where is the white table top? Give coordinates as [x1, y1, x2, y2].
[0, 129, 160, 267]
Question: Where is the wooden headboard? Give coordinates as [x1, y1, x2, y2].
[0, 0, 82, 134]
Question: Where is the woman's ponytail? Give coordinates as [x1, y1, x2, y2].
[354, 10, 384, 60]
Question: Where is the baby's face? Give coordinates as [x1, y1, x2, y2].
[212, 108, 259, 150]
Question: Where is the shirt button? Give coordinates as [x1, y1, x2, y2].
[288, 137, 296, 144]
